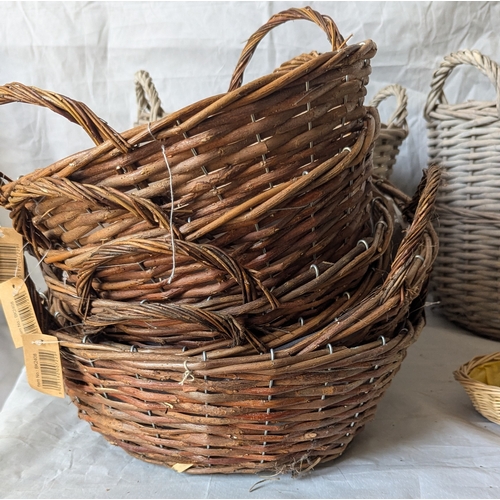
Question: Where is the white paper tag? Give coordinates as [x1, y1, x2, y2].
[0, 277, 65, 398]
[0, 227, 24, 281]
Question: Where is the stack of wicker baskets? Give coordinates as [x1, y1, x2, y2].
[425, 49, 500, 340]
[0, 7, 440, 474]
[369, 84, 409, 180]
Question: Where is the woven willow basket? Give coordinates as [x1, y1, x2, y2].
[0, 8, 381, 349]
[0, 6, 441, 474]
[369, 84, 409, 180]
[425, 49, 500, 340]
[39, 166, 439, 474]
[454, 352, 500, 425]
[134, 77, 411, 183]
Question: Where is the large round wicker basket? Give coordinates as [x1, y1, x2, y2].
[0, 8, 382, 348]
[0, 7, 440, 474]
[425, 49, 500, 340]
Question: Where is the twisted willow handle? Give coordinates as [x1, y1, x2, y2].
[424, 49, 500, 120]
[134, 70, 166, 125]
[382, 164, 441, 295]
[228, 6, 345, 91]
[369, 84, 408, 129]
[0, 82, 131, 153]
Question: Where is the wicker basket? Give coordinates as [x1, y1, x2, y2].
[134, 78, 410, 183]
[425, 49, 500, 340]
[454, 352, 500, 425]
[43, 166, 440, 474]
[0, 7, 381, 348]
[0, 6, 441, 474]
[369, 84, 409, 180]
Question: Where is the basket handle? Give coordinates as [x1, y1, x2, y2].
[134, 70, 166, 125]
[424, 49, 500, 120]
[0, 82, 132, 153]
[369, 84, 408, 129]
[382, 164, 441, 297]
[228, 6, 345, 91]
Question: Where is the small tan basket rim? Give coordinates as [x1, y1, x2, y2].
[454, 351, 500, 425]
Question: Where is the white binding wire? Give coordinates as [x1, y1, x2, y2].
[161, 145, 176, 284]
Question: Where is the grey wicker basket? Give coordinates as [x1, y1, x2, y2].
[134, 70, 167, 126]
[425, 49, 500, 340]
[369, 84, 409, 180]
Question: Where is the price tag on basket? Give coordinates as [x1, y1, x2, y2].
[0, 227, 24, 282]
[0, 277, 64, 398]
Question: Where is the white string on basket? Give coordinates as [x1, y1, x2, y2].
[146, 119, 177, 285]
[22, 249, 49, 283]
[161, 145, 176, 284]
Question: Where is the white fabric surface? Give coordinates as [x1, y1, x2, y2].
[0, 0, 499, 203]
[1, 310, 500, 499]
[1, 2, 500, 497]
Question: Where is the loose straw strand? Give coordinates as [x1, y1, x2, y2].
[147, 121, 177, 285]
[161, 145, 176, 284]
[179, 360, 194, 385]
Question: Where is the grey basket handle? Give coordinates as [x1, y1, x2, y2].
[369, 84, 408, 129]
[424, 49, 500, 120]
[134, 70, 166, 125]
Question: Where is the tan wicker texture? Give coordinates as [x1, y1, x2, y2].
[454, 352, 500, 425]
[425, 49, 500, 340]
[0, 6, 441, 474]
[369, 84, 409, 179]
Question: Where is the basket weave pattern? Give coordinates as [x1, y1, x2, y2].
[31, 166, 440, 474]
[55, 313, 424, 474]
[0, 7, 440, 474]
[425, 49, 500, 339]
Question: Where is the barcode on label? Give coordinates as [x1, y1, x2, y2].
[38, 349, 64, 393]
[0, 243, 20, 281]
[0, 277, 40, 348]
[23, 332, 65, 398]
[13, 287, 40, 336]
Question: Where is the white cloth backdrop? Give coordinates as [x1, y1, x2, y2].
[0, 2, 500, 496]
[0, 1, 498, 197]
